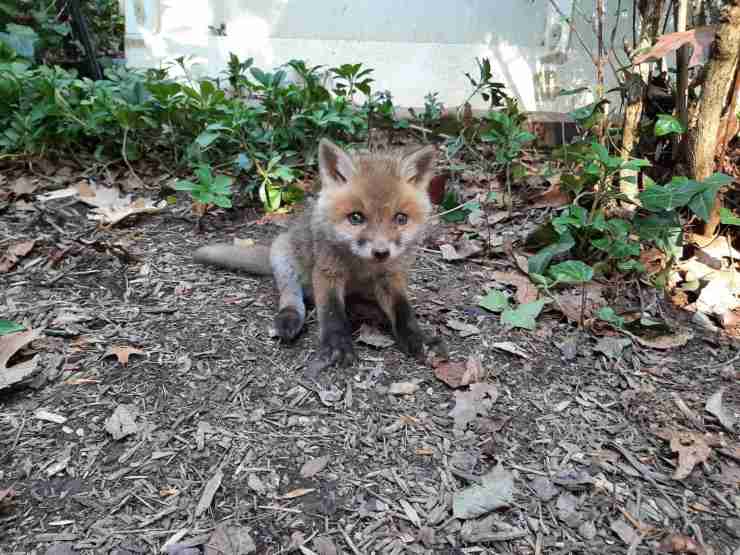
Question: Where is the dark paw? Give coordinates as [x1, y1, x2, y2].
[274, 308, 303, 341]
[316, 330, 356, 368]
[396, 326, 425, 359]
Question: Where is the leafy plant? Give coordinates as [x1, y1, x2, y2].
[330, 63, 373, 100]
[175, 165, 234, 208]
[463, 57, 509, 110]
[654, 113, 685, 137]
[410, 91, 444, 127]
[255, 154, 301, 212]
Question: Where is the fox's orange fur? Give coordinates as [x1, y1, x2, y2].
[194, 139, 436, 367]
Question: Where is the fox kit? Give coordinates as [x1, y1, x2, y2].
[194, 139, 436, 367]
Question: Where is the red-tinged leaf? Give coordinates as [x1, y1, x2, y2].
[657, 533, 706, 554]
[531, 183, 570, 208]
[0, 240, 36, 273]
[633, 26, 716, 67]
[0, 488, 15, 514]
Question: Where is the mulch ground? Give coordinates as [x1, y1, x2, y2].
[1, 167, 739, 555]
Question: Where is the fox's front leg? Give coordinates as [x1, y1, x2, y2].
[375, 274, 425, 358]
[313, 266, 356, 367]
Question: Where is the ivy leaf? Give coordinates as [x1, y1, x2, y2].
[596, 307, 624, 328]
[528, 231, 575, 275]
[720, 208, 740, 225]
[548, 261, 594, 284]
[654, 114, 685, 136]
[174, 179, 200, 192]
[501, 299, 546, 331]
[478, 290, 509, 313]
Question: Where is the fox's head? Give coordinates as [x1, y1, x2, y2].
[315, 139, 436, 263]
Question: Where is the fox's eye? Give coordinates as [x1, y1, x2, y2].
[348, 212, 365, 225]
[394, 213, 409, 225]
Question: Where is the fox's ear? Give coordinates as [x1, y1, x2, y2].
[400, 145, 436, 189]
[318, 139, 355, 188]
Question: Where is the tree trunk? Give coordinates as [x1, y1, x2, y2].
[686, 0, 740, 237]
[672, 0, 689, 160]
[620, 0, 665, 206]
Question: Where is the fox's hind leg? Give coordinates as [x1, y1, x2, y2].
[270, 233, 305, 341]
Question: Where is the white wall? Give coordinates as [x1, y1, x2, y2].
[124, 0, 631, 112]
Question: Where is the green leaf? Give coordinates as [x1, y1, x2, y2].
[478, 290, 509, 313]
[212, 195, 232, 208]
[687, 173, 733, 222]
[548, 260, 594, 284]
[720, 208, 740, 225]
[174, 180, 200, 192]
[0, 320, 25, 336]
[211, 175, 233, 194]
[654, 114, 685, 137]
[528, 231, 575, 275]
[557, 86, 589, 97]
[259, 181, 282, 212]
[195, 131, 219, 148]
[596, 307, 624, 328]
[501, 299, 546, 331]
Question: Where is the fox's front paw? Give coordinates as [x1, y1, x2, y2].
[274, 307, 303, 342]
[317, 330, 357, 368]
[395, 325, 425, 359]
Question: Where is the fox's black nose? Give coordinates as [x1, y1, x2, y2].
[372, 249, 390, 261]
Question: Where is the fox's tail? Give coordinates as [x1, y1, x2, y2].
[193, 244, 273, 275]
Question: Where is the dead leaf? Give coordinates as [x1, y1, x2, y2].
[593, 336, 632, 359]
[640, 247, 668, 275]
[11, 177, 38, 196]
[450, 382, 499, 429]
[106, 346, 144, 366]
[446, 319, 481, 337]
[610, 518, 639, 545]
[657, 533, 706, 554]
[434, 355, 484, 388]
[195, 469, 224, 517]
[629, 329, 693, 350]
[428, 173, 448, 205]
[205, 523, 256, 555]
[0, 328, 42, 390]
[38, 182, 166, 226]
[452, 463, 514, 519]
[279, 487, 315, 499]
[552, 283, 606, 322]
[389, 381, 420, 395]
[300, 455, 330, 478]
[104, 404, 140, 440]
[492, 271, 538, 304]
[0, 488, 15, 514]
[356, 324, 394, 349]
[491, 341, 530, 359]
[633, 26, 716, 67]
[531, 183, 570, 208]
[668, 431, 712, 480]
[0, 240, 36, 273]
[439, 238, 483, 261]
[705, 389, 735, 432]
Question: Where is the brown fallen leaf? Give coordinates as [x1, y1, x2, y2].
[11, 177, 38, 197]
[0, 488, 15, 514]
[531, 183, 570, 208]
[553, 283, 607, 323]
[106, 345, 144, 366]
[705, 388, 736, 432]
[0, 240, 36, 273]
[492, 271, 538, 304]
[629, 329, 693, 350]
[0, 328, 42, 390]
[440, 238, 483, 261]
[205, 523, 256, 555]
[633, 26, 716, 67]
[669, 431, 712, 480]
[657, 533, 706, 555]
[434, 355, 485, 388]
[280, 487, 315, 499]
